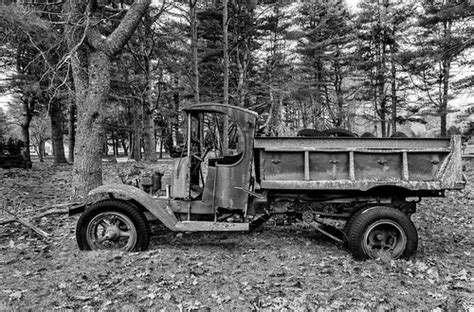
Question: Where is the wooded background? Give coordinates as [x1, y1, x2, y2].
[0, 0, 473, 197]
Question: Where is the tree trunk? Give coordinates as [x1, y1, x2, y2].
[378, 2, 388, 137]
[38, 140, 45, 162]
[236, 46, 249, 108]
[113, 132, 119, 156]
[377, 43, 387, 137]
[158, 128, 164, 159]
[65, 0, 151, 198]
[72, 51, 110, 198]
[121, 136, 128, 156]
[334, 55, 344, 128]
[190, 0, 200, 104]
[390, 48, 397, 135]
[142, 9, 157, 162]
[143, 106, 156, 161]
[222, 0, 229, 155]
[103, 138, 108, 157]
[50, 100, 67, 164]
[223, 0, 229, 106]
[266, 89, 282, 136]
[172, 88, 180, 147]
[440, 58, 450, 137]
[20, 98, 33, 162]
[68, 101, 76, 163]
[131, 101, 142, 161]
[440, 17, 452, 137]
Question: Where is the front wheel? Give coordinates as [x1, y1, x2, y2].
[347, 206, 417, 260]
[76, 199, 150, 252]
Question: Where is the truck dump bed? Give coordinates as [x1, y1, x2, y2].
[254, 136, 465, 192]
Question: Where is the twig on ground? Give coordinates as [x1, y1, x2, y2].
[0, 201, 82, 226]
[1, 201, 51, 239]
[33, 202, 83, 213]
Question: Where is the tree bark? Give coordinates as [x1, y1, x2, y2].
[20, 123, 31, 160]
[68, 101, 76, 163]
[143, 107, 156, 161]
[72, 51, 110, 197]
[131, 100, 143, 161]
[190, 0, 200, 104]
[378, 1, 388, 137]
[38, 140, 45, 162]
[377, 43, 387, 137]
[334, 49, 344, 128]
[140, 9, 157, 162]
[120, 136, 128, 156]
[112, 132, 119, 156]
[222, 0, 229, 155]
[390, 48, 397, 135]
[223, 0, 229, 106]
[440, 17, 452, 137]
[50, 100, 67, 164]
[20, 96, 34, 162]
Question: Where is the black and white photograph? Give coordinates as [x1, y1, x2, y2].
[0, 0, 472, 310]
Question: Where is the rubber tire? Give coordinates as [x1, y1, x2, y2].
[391, 131, 408, 138]
[347, 206, 418, 260]
[322, 128, 357, 137]
[342, 207, 368, 247]
[342, 210, 361, 247]
[297, 129, 327, 137]
[361, 132, 376, 138]
[76, 199, 150, 252]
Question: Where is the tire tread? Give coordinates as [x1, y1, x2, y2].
[76, 199, 150, 251]
[346, 206, 418, 260]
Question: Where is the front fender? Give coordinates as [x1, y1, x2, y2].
[88, 183, 179, 231]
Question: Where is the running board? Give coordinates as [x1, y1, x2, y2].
[175, 221, 249, 232]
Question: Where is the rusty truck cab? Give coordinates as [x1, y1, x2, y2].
[169, 103, 258, 220]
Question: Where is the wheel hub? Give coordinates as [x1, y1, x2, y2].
[104, 225, 121, 240]
[86, 211, 137, 251]
[363, 219, 407, 259]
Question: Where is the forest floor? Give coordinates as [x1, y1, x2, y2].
[0, 158, 473, 311]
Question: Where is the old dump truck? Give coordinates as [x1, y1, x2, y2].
[70, 103, 466, 260]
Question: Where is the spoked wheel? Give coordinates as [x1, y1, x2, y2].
[76, 200, 150, 252]
[347, 206, 417, 260]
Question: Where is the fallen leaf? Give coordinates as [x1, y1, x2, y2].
[9, 291, 22, 301]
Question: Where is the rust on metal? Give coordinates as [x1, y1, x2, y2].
[254, 137, 452, 149]
[174, 221, 249, 231]
[185, 103, 258, 212]
[88, 184, 179, 230]
[256, 135, 465, 192]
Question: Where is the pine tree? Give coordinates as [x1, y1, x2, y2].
[257, 2, 293, 135]
[355, 0, 417, 136]
[400, 0, 474, 136]
[294, 0, 354, 130]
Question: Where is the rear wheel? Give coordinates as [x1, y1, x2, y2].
[76, 199, 150, 252]
[347, 206, 417, 260]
